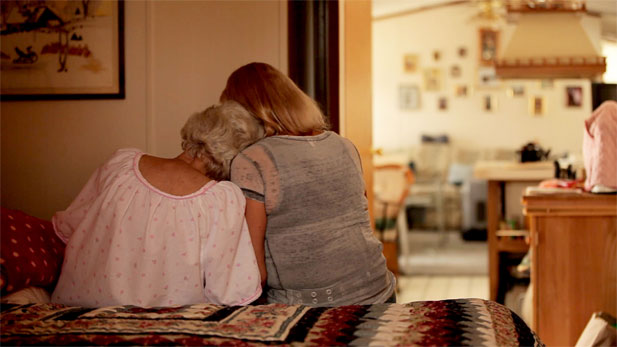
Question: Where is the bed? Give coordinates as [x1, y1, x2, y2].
[1, 298, 541, 346]
[0, 207, 542, 346]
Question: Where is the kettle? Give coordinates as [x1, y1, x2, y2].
[517, 142, 550, 163]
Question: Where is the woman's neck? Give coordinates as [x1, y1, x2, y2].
[176, 151, 207, 175]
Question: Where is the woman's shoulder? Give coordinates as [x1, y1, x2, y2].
[210, 180, 243, 195]
[97, 148, 142, 176]
[204, 181, 246, 207]
[105, 148, 142, 166]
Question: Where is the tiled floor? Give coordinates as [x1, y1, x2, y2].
[396, 230, 490, 303]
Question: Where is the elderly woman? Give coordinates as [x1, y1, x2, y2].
[51, 101, 265, 308]
[222, 63, 396, 306]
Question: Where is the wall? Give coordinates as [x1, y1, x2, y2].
[1, 0, 287, 219]
[372, 3, 595, 157]
[340, 0, 374, 218]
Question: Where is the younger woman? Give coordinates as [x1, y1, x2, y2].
[222, 63, 396, 306]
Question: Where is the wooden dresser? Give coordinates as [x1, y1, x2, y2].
[523, 193, 617, 346]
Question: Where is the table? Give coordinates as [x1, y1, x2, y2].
[474, 160, 554, 302]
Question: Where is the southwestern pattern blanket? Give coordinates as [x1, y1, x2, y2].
[1, 298, 542, 346]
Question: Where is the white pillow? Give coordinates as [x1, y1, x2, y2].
[1, 287, 51, 304]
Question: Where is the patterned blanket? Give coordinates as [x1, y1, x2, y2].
[1, 298, 542, 346]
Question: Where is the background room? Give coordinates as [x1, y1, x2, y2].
[371, 0, 616, 316]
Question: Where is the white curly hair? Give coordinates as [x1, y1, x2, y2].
[181, 101, 264, 181]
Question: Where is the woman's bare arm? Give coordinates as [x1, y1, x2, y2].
[245, 199, 267, 286]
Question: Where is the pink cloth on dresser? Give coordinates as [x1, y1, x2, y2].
[51, 148, 261, 307]
[583, 101, 617, 191]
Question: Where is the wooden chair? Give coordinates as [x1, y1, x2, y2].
[373, 164, 415, 277]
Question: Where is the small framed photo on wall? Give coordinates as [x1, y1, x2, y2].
[438, 96, 448, 111]
[433, 50, 441, 61]
[403, 54, 419, 73]
[507, 85, 525, 97]
[399, 84, 421, 110]
[483, 94, 497, 112]
[565, 86, 583, 107]
[477, 66, 499, 88]
[479, 28, 499, 66]
[423, 68, 442, 91]
[455, 85, 468, 97]
[450, 65, 461, 78]
[529, 96, 546, 116]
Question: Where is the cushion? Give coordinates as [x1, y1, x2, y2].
[1, 207, 65, 294]
[1, 286, 51, 305]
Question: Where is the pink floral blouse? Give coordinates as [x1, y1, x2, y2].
[52, 148, 261, 307]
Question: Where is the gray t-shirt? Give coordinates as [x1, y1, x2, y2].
[230, 131, 395, 306]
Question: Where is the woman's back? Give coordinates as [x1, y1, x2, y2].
[231, 132, 395, 306]
[138, 154, 211, 196]
[52, 148, 262, 307]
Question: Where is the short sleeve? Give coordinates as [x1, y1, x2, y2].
[52, 165, 103, 243]
[201, 182, 262, 305]
[340, 136, 364, 174]
[52, 148, 139, 243]
[230, 152, 265, 202]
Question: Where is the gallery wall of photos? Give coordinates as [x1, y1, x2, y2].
[372, 3, 596, 154]
[397, 34, 586, 117]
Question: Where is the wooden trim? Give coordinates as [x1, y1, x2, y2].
[495, 57, 606, 79]
[487, 180, 501, 302]
[524, 209, 617, 217]
[530, 215, 539, 331]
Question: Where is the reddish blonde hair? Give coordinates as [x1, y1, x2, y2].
[220, 62, 328, 136]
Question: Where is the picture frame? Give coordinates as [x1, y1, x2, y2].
[438, 96, 448, 111]
[565, 86, 583, 107]
[479, 28, 499, 66]
[450, 65, 461, 78]
[483, 94, 497, 112]
[477, 66, 499, 88]
[1, 0, 125, 100]
[433, 50, 441, 61]
[399, 84, 421, 110]
[529, 96, 546, 116]
[403, 54, 419, 73]
[455, 85, 469, 97]
[507, 85, 525, 97]
[423, 68, 442, 91]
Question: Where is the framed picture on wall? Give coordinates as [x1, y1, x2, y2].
[479, 28, 498, 66]
[477, 66, 499, 88]
[507, 85, 525, 97]
[455, 85, 468, 97]
[529, 96, 546, 116]
[433, 50, 441, 61]
[399, 84, 421, 110]
[450, 65, 461, 78]
[403, 54, 419, 73]
[423, 68, 442, 91]
[565, 86, 583, 107]
[438, 96, 448, 111]
[483, 94, 497, 112]
[0, 0, 125, 100]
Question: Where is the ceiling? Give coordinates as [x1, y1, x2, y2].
[372, 0, 616, 40]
